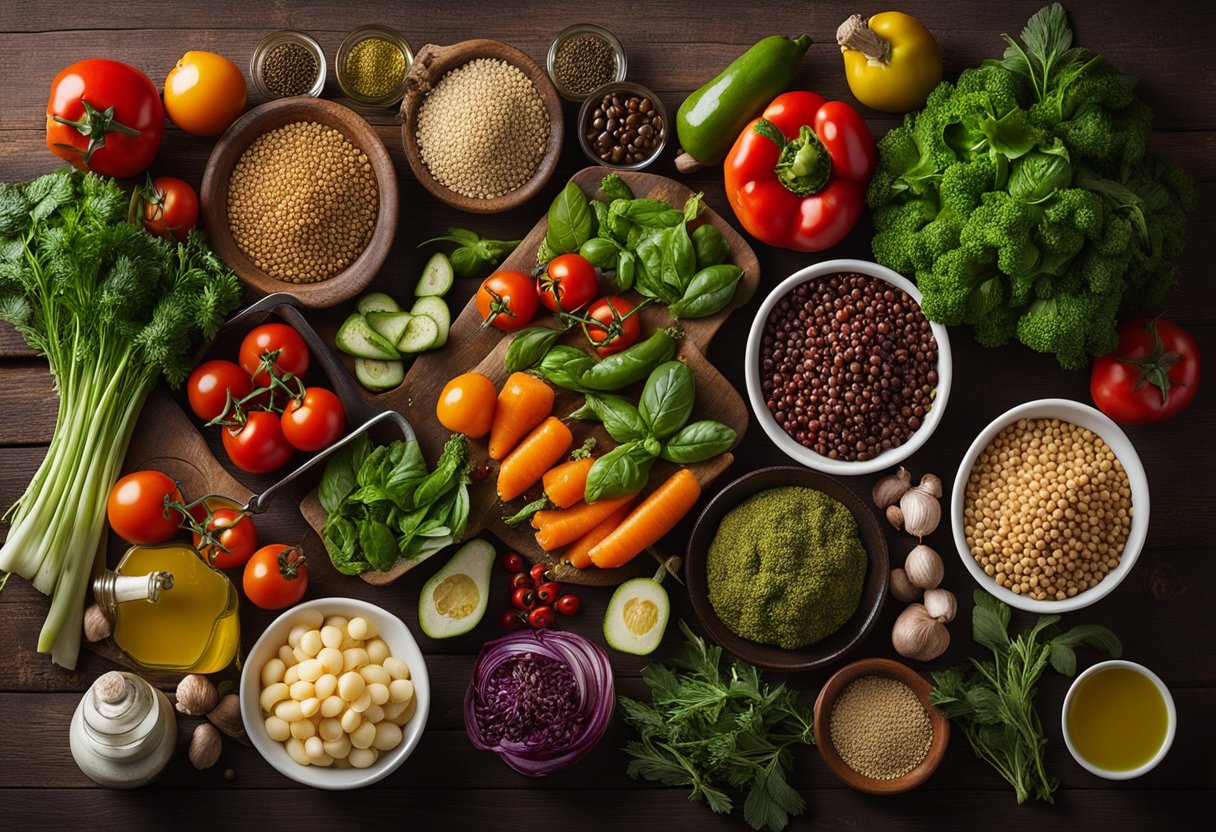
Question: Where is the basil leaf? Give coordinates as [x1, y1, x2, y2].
[585, 440, 656, 502]
[545, 182, 594, 255]
[591, 201, 612, 238]
[600, 173, 634, 201]
[639, 360, 695, 440]
[682, 192, 705, 223]
[322, 515, 366, 575]
[579, 237, 622, 269]
[660, 420, 737, 463]
[534, 345, 596, 392]
[385, 439, 429, 499]
[660, 224, 696, 291]
[616, 251, 637, 291]
[621, 199, 683, 229]
[571, 394, 648, 442]
[505, 326, 562, 373]
[318, 432, 369, 513]
[412, 434, 468, 507]
[668, 264, 744, 319]
[692, 224, 730, 269]
[359, 520, 399, 572]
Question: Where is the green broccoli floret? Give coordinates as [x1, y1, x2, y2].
[956, 63, 1032, 113]
[1036, 188, 1104, 255]
[940, 155, 1000, 217]
[918, 247, 1005, 325]
[971, 301, 1021, 348]
[960, 192, 1040, 282]
[867, 122, 942, 207]
[1016, 290, 1120, 370]
[1056, 98, 1151, 176]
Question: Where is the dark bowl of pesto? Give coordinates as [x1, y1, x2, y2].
[685, 466, 889, 671]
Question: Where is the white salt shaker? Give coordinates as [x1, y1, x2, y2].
[69, 670, 177, 788]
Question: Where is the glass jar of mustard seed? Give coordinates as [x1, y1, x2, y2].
[547, 23, 628, 102]
[336, 24, 414, 107]
[250, 30, 326, 100]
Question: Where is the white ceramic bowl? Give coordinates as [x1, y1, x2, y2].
[1062, 660, 1175, 779]
[744, 259, 952, 476]
[951, 398, 1150, 614]
[239, 598, 430, 789]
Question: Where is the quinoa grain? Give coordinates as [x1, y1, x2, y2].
[830, 675, 932, 780]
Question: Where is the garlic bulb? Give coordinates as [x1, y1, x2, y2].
[899, 485, 940, 538]
[892, 604, 950, 661]
[872, 467, 912, 509]
[890, 568, 920, 602]
[904, 545, 944, 590]
[923, 588, 957, 623]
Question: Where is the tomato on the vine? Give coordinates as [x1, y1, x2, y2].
[187, 359, 253, 422]
[239, 324, 310, 387]
[282, 387, 345, 452]
[1091, 316, 1200, 425]
[223, 410, 293, 473]
[538, 254, 598, 314]
[436, 372, 497, 438]
[477, 270, 537, 332]
[243, 544, 308, 609]
[106, 470, 184, 545]
[585, 296, 642, 357]
[140, 176, 199, 243]
[193, 508, 259, 569]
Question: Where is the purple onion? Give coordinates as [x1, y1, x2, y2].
[465, 629, 614, 776]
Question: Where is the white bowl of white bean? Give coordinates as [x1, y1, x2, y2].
[950, 399, 1150, 614]
[239, 597, 429, 789]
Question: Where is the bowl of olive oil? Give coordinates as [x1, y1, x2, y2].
[1062, 660, 1175, 779]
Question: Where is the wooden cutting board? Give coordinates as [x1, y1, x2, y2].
[300, 166, 760, 586]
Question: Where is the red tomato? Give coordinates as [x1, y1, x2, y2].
[585, 296, 642, 357]
[281, 387, 346, 452]
[45, 59, 164, 178]
[1091, 316, 1201, 425]
[187, 360, 253, 422]
[537, 254, 599, 314]
[476, 270, 538, 332]
[106, 470, 184, 545]
[239, 324, 310, 387]
[193, 508, 259, 569]
[223, 411, 293, 473]
[243, 544, 308, 609]
[141, 176, 199, 243]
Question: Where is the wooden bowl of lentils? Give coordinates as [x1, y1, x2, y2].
[399, 40, 564, 214]
[744, 259, 953, 476]
[200, 97, 398, 308]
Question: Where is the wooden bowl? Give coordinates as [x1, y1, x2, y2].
[399, 40, 564, 214]
[685, 466, 889, 671]
[813, 658, 950, 794]
[200, 98, 399, 308]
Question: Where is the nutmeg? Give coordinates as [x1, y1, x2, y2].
[206, 694, 249, 746]
[189, 723, 222, 770]
[82, 604, 112, 642]
[175, 674, 219, 716]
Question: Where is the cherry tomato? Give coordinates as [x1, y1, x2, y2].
[163, 51, 247, 137]
[509, 572, 534, 590]
[106, 470, 185, 545]
[585, 296, 642, 357]
[510, 587, 537, 611]
[140, 176, 199, 243]
[187, 360, 253, 422]
[239, 323, 310, 387]
[1091, 316, 1201, 425]
[501, 551, 526, 574]
[223, 411, 293, 473]
[538, 254, 599, 314]
[536, 581, 562, 605]
[555, 594, 581, 616]
[527, 606, 555, 629]
[436, 372, 497, 438]
[193, 508, 259, 569]
[281, 387, 345, 452]
[498, 610, 524, 630]
[529, 564, 549, 585]
[243, 544, 308, 609]
[476, 270, 538, 332]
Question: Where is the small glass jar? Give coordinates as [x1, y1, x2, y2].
[250, 30, 326, 100]
[547, 23, 628, 102]
[577, 81, 669, 170]
[336, 25, 414, 107]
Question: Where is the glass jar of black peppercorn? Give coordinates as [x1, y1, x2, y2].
[577, 81, 668, 170]
[250, 30, 326, 100]
[547, 23, 627, 102]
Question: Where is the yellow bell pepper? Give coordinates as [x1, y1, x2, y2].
[836, 12, 942, 113]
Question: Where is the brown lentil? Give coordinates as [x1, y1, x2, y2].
[261, 42, 319, 98]
[760, 273, 938, 461]
[585, 91, 663, 166]
[344, 37, 408, 100]
[829, 675, 932, 780]
[227, 121, 377, 283]
[964, 418, 1132, 601]
[553, 34, 616, 97]
[416, 58, 549, 200]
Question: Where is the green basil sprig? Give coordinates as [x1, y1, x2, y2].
[544, 182, 595, 258]
[505, 326, 563, 373]
[669, 265, 745, 320]
[568, 394, 648, 443]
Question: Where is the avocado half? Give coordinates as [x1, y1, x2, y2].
[418, 539, 496, 639]
[603, 576, 670, 655]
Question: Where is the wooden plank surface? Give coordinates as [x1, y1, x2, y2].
[1, 1, 1213, 829]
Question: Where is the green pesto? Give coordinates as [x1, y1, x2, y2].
[707, 486, 866, 650]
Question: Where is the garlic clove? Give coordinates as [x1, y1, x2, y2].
[189, 722, 223, 770]
[175, 674, 219, 716]
[923, 588, 957, 623]
[916, 472, 943, 499]
[872, 467, 912, 509]
[892, 603, 951, 661]
[904, 544, 944, 590]
[890, 568, 921, 603]
[899, 486, 941, 539]
[886, 504, 905, 531]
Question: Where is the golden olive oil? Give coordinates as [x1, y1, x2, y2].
[1067, 665, 1168, 771]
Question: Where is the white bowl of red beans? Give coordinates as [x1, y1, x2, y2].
[745, 259, 952, 476]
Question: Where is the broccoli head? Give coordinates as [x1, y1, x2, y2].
[1016, 290, 1121, 370]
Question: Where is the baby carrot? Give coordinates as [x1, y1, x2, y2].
[542, 456, 595, 508]
[488, 373, 555, 461]
[496, 417, 573, 502]
[589, 469, 701, 569]
[533, 493, 636, 552]
[563, 501, 636, 569]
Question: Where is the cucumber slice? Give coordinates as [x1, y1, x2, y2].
[416, 252, 455, 297]
[410, 297, 451, 347]
[355, 358, 405, 391]
[397, 313, 440, 353]
[355, 292, 400, 315]
[366, 311, 413, 345]
[335, 313, 401, 360]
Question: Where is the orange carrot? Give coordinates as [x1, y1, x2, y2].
[532, 493, 636, 552]
[563, 501, 635, 569]
[496, 417, 572, 502]
[589, 469, 701, 569]
[488, 373, 555, 461]
[542, 457, 595, 508]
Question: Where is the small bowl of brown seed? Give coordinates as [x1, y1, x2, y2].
[951, 398, 1150, 614]
[578, 81, 668, 169]
[813, 658, 950, 794]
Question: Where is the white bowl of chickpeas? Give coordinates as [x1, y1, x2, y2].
[239, 598, 429, 789]
[951, 399, 1149, 614]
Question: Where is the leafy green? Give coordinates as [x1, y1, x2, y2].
[660, 421, 738, 464]
[504, 326, 563, 373]
[639, 360, 695, 440]
[419, 227, 519, 278]
[621, 622, 814, 832]
[544, 182, 595, 256]
[691, 224, 730, 269]
[585, 440, 655, 502]
[567, 394, 648, 443]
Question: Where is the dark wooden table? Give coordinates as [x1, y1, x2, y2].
[1, 2, 1212, 828]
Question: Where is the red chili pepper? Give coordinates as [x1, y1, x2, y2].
[724, 91, 876, 252]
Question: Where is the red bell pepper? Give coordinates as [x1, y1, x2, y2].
[724, 91, 876, 252]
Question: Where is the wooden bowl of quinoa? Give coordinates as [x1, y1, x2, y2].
[200, 97, 398, 308]
[399, 39, 564, 214]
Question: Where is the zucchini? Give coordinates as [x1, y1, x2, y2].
[366, 311, 413, 345]
[397, 313, 440, 353]
[355, 292, 400, 315]
[354, 357, 405, 391]
[410, 297, 451, 347]
[335, 313, 401, 360]
[416, 252, 455, 297]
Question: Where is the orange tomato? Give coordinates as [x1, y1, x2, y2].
[436, 372, 497, 438]
[164, 51, 247, 136]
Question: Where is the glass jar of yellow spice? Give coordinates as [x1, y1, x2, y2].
[336, 25, 413, 106]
